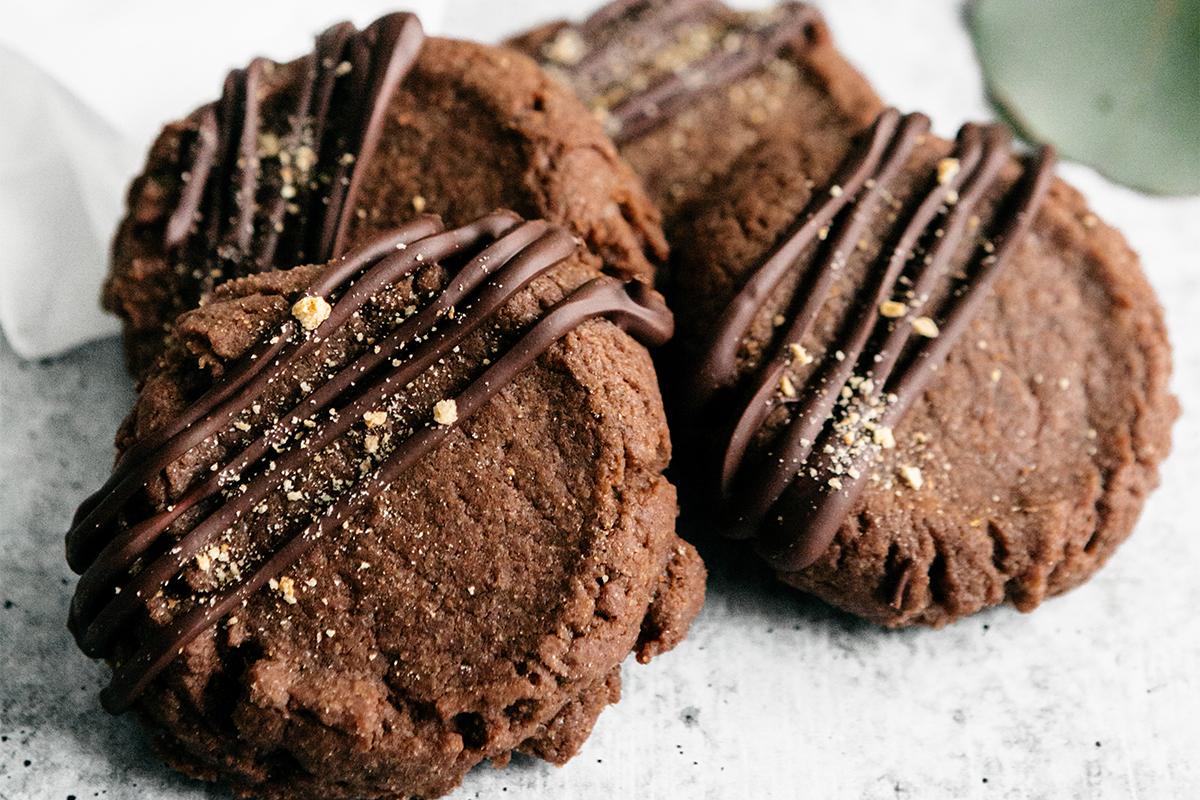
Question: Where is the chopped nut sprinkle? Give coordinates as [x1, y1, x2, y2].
[879, 300, 907, 318]
[937, 157, 961, 186]
[898, 465, 924, 490]
[789, 342, 813, 365]
[873, 426, 896, 449]
[292, 295, 332, 331]
[363, 410, 388, 428]
[411, 195, 427, 213]
[779, 374, 798, 398]
[276, 575, 297, 604]
[911, 316, 940, 338]
[432, 399, 458, 426]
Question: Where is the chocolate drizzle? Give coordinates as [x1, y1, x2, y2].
[692, 108, 1056, 572]
[164, 12, 424, 288]
[531, 0, 821, 143]
[67, 212, 673, 713]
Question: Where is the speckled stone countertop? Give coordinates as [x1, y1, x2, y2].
[2, 1, 1198, 798]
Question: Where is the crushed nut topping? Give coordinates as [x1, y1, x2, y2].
[911, 316, 940, 338]
[292, 296, 332, 331]
[898, 464, 924, 490]
[432, 399, 458, 426]
[937, 157, 961, 186]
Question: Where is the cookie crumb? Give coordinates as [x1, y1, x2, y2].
[779, 375, 798, 398]
[789, 342, 813, 365]
[411, 195, 427, 213]
[879, 300, 907, 318]
[276, 576, 297, 605]
[433, 399, 458, 426]
[898, 465, 924, 490]
[873, 426, 896, 449]
[544, 29, 586, 65]
[363, 410, 388, 428]
[937, 157, 960, 185]
[292, 296, 332, 331]
[911, 316, 940, 338]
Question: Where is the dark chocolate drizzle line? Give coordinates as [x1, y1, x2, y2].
[692, 108, 1056, 571]
[163, 13, 423, 284]
[541, 0, 819, 144]
[67, 213, 672, 713]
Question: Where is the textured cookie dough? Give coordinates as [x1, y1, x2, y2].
[105, 228, 704, 799]
[670, 116, 1176, 627]
[508, 0, 883, 233]
[106, 27, 667, 376]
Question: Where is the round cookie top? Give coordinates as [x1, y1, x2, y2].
[671, 108, 1175, 627]
[70, 213, 704, 799]
[508, 0, 883, 228]
[106, 12, 667, 375]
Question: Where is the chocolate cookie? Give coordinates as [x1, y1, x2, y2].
[671, 108, 1176, 627]
[68, 211, 705, 798]
[508, 0, 882, 230]
[106, 12, 667, 376]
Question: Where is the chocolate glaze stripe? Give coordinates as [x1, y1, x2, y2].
[330, 13, 424, 257]
[250, 27, 329, 270]
[67, 213, 514, 586]
[692, 108, 907, 409]
[692, 107, 1055, 569]
[73, 213, 557, 664]
[98, 274, 671, 714]
[572, 0, 717, 75]
[164, 106, 217, 248]
[271, 22, 355, 268]
[231, 58, 266, 255]
[536, 0, 820, 145]
[69, 221, 559, 636]
[65, 216, 445, 571]
[724, 115, 998, 529]
[732, 122, 1003, 535]
[759, 145, 1056, 571]
[715, 111, 930, 509]
[162, 13, 423, 277]
[606, 2, 820, 143]
[70, 218, 567, 652]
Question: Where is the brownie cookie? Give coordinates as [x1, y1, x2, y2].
[671, 108, 1176, 627]
[508, 0, 882, 231]
[68, 212, 705, 799]
[106, 12, 667, 376]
